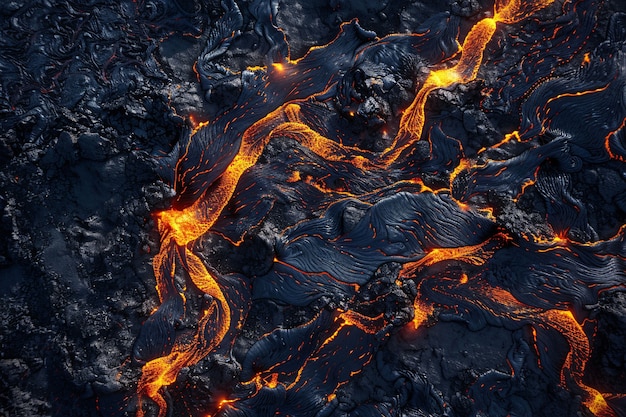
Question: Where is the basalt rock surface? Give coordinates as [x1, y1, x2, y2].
[1, 1, 626, 417]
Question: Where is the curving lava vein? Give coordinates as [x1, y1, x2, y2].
[132, 1, 626, 416]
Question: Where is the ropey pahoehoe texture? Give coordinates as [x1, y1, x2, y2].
[1, 1, 626, 417]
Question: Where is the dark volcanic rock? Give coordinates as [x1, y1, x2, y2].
[1, 1, 626, 417]
[588, 290, 626, 393]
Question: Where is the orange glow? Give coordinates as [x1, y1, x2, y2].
[219, 398, 235, 407]
[137, 303, 224, 417]
[545, 84, 609, 107]
[401, 233, 508, 276]
[420, 246, 487, 266]
[213, 397, 238, 416]
[270, 121, 373, 171]
[271, 62, 285, 72]
[450, 158, 471, 182]
[189, 114, 209, 134]
[470, 285, 617, 417]
[503, 130, 521, 143]
[137, 104, 298, 417]
[543, 310, 616, 417]
[286, 170, 301, 183]
[339, 310, 384, 334]
[585, 392, 616, 417]
[493, 0, 555, 24]
[265, 372, 280, 389]
[605, 117, 626, 162]
[318, 311, 378, 351]
[246, 65, 267, 72]
[380, 0, 555, 166]
[512, 166, 540, 202]
[412, 298, 434, 330]
[479, 130, 522, 154]
[133, 1, 610, 416]
[157, 202, 210, 246]
[381, 16, 497, 163]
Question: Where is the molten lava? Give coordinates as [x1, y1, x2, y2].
[133, 0, 625, 416]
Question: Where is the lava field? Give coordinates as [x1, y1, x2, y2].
[1, 0, 626, 416]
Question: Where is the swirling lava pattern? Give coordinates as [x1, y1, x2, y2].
[132, 1, 626, 416]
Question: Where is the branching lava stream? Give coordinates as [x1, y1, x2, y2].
[132, 0, 626, 416]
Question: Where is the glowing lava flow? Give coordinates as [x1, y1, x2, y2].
[133, 0, 620, 416]
[136, 106, 300, 416]
[481, 287, 616, 417]
[381, 0, 556, 165]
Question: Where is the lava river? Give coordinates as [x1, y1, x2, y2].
[130, 0, 626, 416]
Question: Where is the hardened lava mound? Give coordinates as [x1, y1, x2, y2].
[2, 1, 626, 417]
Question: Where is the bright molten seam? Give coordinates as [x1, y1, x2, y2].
[383, 0, 555, 164]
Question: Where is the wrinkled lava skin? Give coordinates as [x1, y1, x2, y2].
[1, 1, 626, 417]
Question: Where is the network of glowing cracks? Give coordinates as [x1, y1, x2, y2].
[132, 1, 625, 416]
